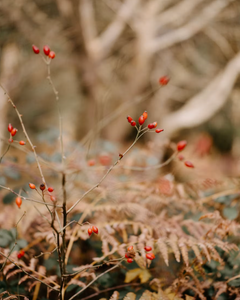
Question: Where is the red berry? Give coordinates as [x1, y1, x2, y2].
[88, 228, 93, 236]
[29, 183, 36, 189]
[19, 141, 25, 146]
[15, 197, 22, 208]
[48, 187, 54, 192]
[127, 258, 134, 263]
[131, 120, 136, 127]
[146, 253, 155, 260]
[92, 226, 98, 234]
[127, 246, 133, 251]
[152, 122, 157, 128]
[88, 159, 95, 167]
[144, 246, 152, 252]
[127, 116, 133, 123]
[99, 155, 111, 166]
[155, 129, 164, 133]
[148, 123, 154, 129]
[177, 140, 187, 151]
[49, 51, 55, 59]
[11, 128, 17, 137]
[143, 111, 148, 120]
[8, 123, 13, 132]
[184, 161, 194, 168]
[32, 45, 40, 54]
[17, 250, 25, 259]
[40, 184, 45, 191]
[43, 45, 50, 56]
[159, 76, 170, 86]
[50, 196, 56, 201]
[138, 115, 145, 125]
[178, 154, 184, 161]
[125, 253, 130, 258]
[8, 138, 13, 143]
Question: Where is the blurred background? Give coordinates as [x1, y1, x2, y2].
[0, 0, 240, 172]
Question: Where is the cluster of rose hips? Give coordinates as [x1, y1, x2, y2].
[17, 249, 25, 259]
[88, 226, 98, 236]
[16, 183, 56, 208]
[176, 141, 194, 168]
[125, 245, 155, 263]
[32, 45, 55, 59]
[127, 111, 164, 134]
[7, 123, 25, 145]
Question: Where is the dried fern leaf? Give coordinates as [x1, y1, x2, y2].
[157, 238, 169, 266]
[206, 243, 223, 264]
[168, 234, 180, 263]
[18, 274, 29, 285]
[123, 292, 136, 300]
[6, 269, 22, 280]
[179, 239, 189, 266]
[198, 243, 211, 262]
[109, 291, 119, 300]
[187, 240, 203, 264]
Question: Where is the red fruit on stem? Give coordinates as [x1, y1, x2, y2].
[92, 226, 98, 234]
[11, 128, 17, 137]
[88, 228, 93, 236]
[49, 51, 55, 59]
[8, 124, 13, 132]
[50, 196, 56, 201]
[99, 155, 111, 166]
[40, 184, 45, 191]
[143, 111, 148, 120]
[43, 45, 50, 56]
[138, 115, 145, 125]
[184, 161, 194, 168]
[48, 187, 54, 192]
[131, 120, 136, 126]
[8, 138, 13, 143]
[19, 141, 25, 146]
[155, 129, 164, 133]
[17, 250, 25, 259]
[127, 116, 133, 123]
[159, 76, 170, 86]
[177, 140, 187, 151]
[127, 258, 134, 263]
[32, 45, 40, 54]
[144, 246, 152, 252]
[29, 183, 36, 189]
[148, 123, 154, 129]
[152, 122, 157, 128]
[127, 246, 133, 251]
[125, 253, 130, 258]
[15, 197, 22, 208]
[88, 159, 95, 167]
[146, 253, 155, 260]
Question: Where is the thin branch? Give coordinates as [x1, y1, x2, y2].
[67, 128, 148, 214]
[0, 185, 61, 207]
[69, 260, 124, 300]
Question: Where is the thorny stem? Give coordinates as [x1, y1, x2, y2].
[68, 260, 124, 300]
[46, 61, 67, 299]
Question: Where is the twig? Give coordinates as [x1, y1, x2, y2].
[0, 143, 11, 164]
[69, 260, 124, 300]
[0, 185, 61, 207]
[80, 283, 141, 300]
[67, 128, 149, 214]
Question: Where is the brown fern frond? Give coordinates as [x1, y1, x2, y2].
[168, 234, 180, 263]
[109, 291, 119, 300]
[179, 239, 189, 266]
[157, 238, 169, 266]
[6, 269, 23, 280]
